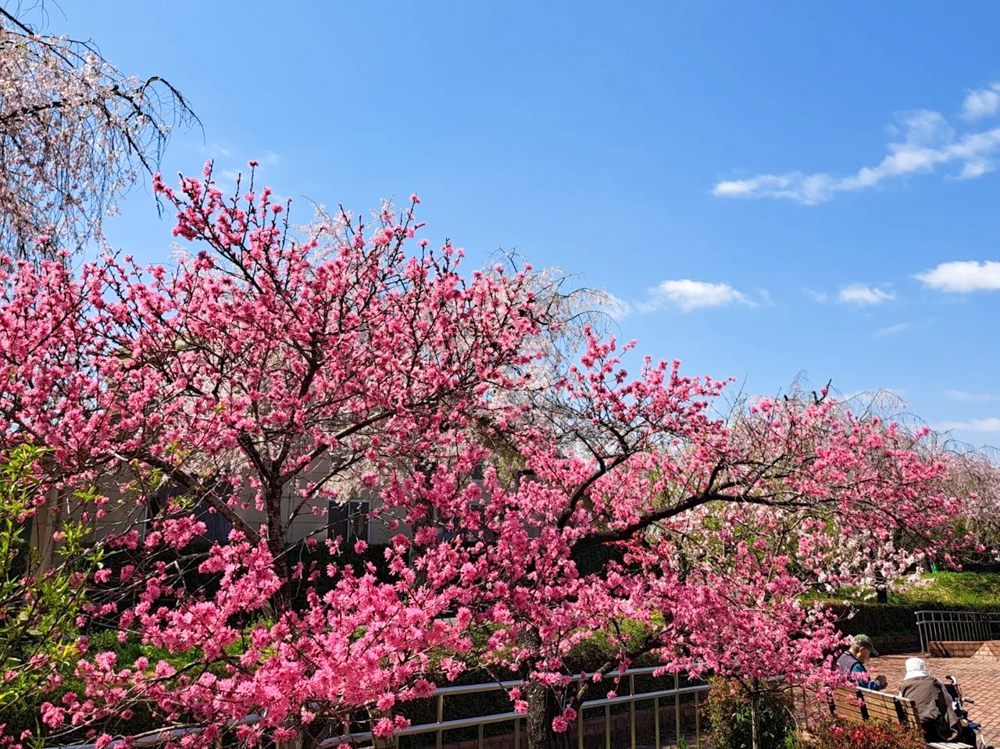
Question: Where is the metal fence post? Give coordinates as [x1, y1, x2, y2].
[694, 690, 701, 749]
[436, 693, 444, 749]
[655, 696, 661, 749]
[605, 704, 612, 749]
[674, 674, 682, 745]
[630, 673, 637, 749]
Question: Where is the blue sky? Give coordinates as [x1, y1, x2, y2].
[47, 1, 1000, 447]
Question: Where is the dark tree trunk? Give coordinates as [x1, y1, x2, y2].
[265, 486, 292, 614]
[875, 568, 889, 604]
[525, 679, 549, 749]
[520, 625, 572, 749]
[524, 680, 570, 749]
[520, 627, 556, 749]
[750, 680, 761, 749]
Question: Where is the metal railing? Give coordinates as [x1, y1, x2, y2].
[325, 667, 708, 749]
[47, 668, 708, 749]
[915, 609, 1000, 653]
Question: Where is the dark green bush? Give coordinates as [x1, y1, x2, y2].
[821, 600, 1000, 653]
[704, 678, 794, 749]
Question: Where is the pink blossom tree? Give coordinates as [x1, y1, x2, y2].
[933, 448, 1000, 565]
[0, 164, 572, 747]
[434, 358, 962, 748]
[0, 167, 968, 749]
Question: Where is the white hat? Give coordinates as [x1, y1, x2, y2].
[903, 657, 929, 681]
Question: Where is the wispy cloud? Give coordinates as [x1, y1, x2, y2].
[640, 279, 754, 313]
[873, 323, 909, 337]
[199, 143, 233, 158]
[915, 260, 1000, 292]
[944, 389, 995, 402]
[803, 288, 829, 303]
[713, 93, 1000, 204]
[213, 151, 284, 193]
[260, 151, 281, 167]
[963, 83, 1000, 121]
[937, 417, 1000, 433]
[601, 293, 633, 321]
[838, 284, 895, 306]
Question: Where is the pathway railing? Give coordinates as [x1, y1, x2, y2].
[327, 667, 708, 749]
[46, 667, 709, 749]
[915, 609, 1000, 653]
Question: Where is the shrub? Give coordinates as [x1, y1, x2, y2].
[811, 719, 926, 749]
[821, 600, 1000, 653]
[704, 678, 794, 749]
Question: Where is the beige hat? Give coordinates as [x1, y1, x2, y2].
[851, 634, 880, 657]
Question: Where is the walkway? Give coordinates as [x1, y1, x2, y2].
[868, 654, 1000, 747]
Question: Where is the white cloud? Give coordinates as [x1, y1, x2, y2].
[199, 143, 233, 158]
[944, 389, 995, 402]
[641, 279, 753, 313]
[958, 160, 994, 179]
[803, 288, 828, 303]
[838, 284, 895, 306]
[601, 293, 632, 321]
[962, 84, 1000, 121]
[873, 323, 909, 337]
[915, 260, 1000, 292]
[713, 103, 1000, 204]
[198, 145, 280, 165]
[937, 417, 1000, 433]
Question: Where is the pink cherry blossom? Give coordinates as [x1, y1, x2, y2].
[0, 167, 974, 749]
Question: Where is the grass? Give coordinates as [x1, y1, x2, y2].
[805, 571, 1000, 608]
[889, 571, 1000, 607]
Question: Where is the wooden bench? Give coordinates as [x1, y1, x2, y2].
[827, 687, 973, 749]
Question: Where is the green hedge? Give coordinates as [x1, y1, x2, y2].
[822, 600, 1000, 654]
[826, 600, 998, 635]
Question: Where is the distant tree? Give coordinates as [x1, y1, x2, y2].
[936, 448, 1000, 567]
[0, 3, 195, 259]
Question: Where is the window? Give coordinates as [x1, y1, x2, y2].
[432, 503, 488, 545]
[148, 479, 232, 544]
[197, 487, 233, 544]
[327, 499, 370, 543]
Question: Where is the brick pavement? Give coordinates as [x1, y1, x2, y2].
[868, 653, 1000, 747]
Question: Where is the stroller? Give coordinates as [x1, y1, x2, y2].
[944, 675, 993, 749]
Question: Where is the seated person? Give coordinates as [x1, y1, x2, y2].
[899, 658, 977, 747]
[835, 634, 887, 691]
